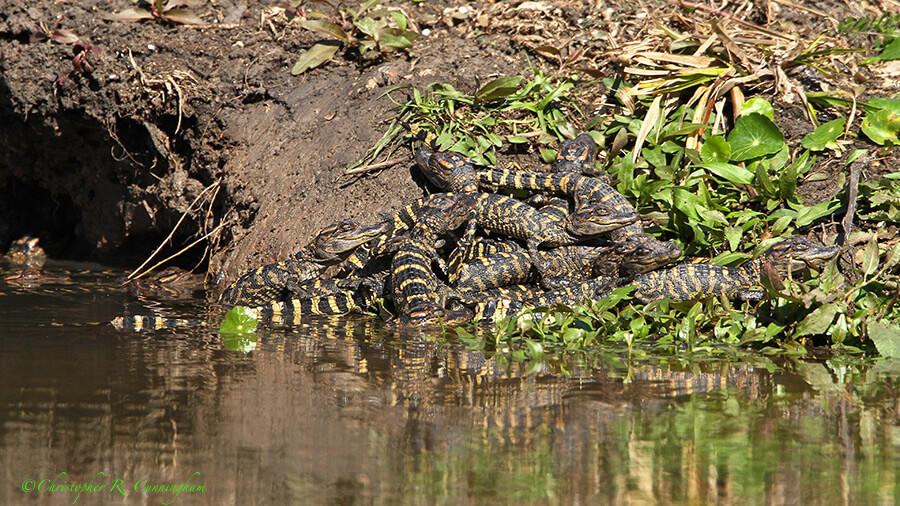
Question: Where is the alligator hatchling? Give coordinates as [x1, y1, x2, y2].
[106, 133, 840, 330]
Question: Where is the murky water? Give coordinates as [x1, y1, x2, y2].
[1, 263, 899, 504]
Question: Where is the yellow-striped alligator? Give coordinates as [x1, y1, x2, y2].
[384, 193, 477, 325]
[218, 218, 389, 306]
[631, 236, 840, 302]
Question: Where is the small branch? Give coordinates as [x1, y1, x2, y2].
[128, 180, 221, 280]
[345, 156, 408, 175]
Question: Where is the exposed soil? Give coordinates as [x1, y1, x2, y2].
[0, 0, 897, 294]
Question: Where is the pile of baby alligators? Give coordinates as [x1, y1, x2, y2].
[169, 132, 840, 331]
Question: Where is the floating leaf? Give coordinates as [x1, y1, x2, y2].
[219, 306, 259, 335]
[869, 321, 900, 358]
[698, 162, 754, 185]
[739, 97, 775, 120]
[475, 76, 523, 103]
[861, 109, 900, 146]
[727, 113, 785, 161]
[291, 42, 340, 75]
[700, 135, 730, 163]
[801, 118, 845, 151]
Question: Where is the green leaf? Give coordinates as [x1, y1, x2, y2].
[474, 76, 523, 103]
[507, 135, 529, 144]
[869, 36, 900, 63]
[868, 98, 900, 114]
[794, 303, 838, 338]
[727, 113, 785, 161]
[698, 162, 754, 185]
[291, 42, 340, 75]
[354, 17, 381, 39]
[539, 148, 556, 163]
[801, 118, 845, 151]
[861, 109, 900, 146]
[795, 200, 840, 227]
[161, 8, 205, 25]
[739, 98, 775, 120]
[869, 321, 900, 358]
[700, 135, 731, 163]
[754, 162, 778, 198]
[861, 234, 880, 276]
[388, 11, 408, 30]
[219, 306, 259, 335]
[300, 20, 350, 42]
[379, 30, 416, 50]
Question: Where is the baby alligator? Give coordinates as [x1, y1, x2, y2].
[631, 236, 840, 302]
[219, 218, 389, 306]
[553, 133, 612, 184]
[386, 193, 477, 325]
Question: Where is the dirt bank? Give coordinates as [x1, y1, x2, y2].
[0, 0, 894, 294]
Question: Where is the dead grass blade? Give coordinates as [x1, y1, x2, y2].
[633, 95, 662, 164]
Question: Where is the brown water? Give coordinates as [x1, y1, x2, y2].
[1, 263, 899, 505]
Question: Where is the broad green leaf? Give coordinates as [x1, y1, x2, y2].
[795, 200, 840, 227]
[475, 75, 523, 102]
[727, 113, 785, 161]
[794, 303, 838, 338]
[700, 135, 731, 163]
[724, 226, 742, 251]
[388, 11, 408, 30]
[868, 98, 900, 114]
[354, 17, 381, 39]
[771, 214, 793, 236]
[739, 97, 775, 120]
[540, 148, 556, 163]
[861, 109, 900, 146]
[300, 19, 350, 42]
[869, 37, 900, 63]
[698, 162, 754, 185]
[861, 234, 880, 276]
[379, 31, 416, 50]
[219, 306, 259, 335]
[754, 162, 778, 198]
[291, 42, 340, 75]
[869, 321, 900, 358]
[802, 118, 846, 151]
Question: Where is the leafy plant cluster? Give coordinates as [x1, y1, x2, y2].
[379, 69, 899, 358]
[378, 70, 583, 166]
[291, 0, 419, 75]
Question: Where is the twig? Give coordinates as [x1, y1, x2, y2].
[345, 156, 408, 175]
[841, 154, 870, 246]
[134, 222, 226, 279]
[127, 180, 221, 280]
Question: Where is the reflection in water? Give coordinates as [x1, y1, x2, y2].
[0, 264, 898, 504]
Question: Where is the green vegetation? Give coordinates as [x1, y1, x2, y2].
[362, 19, 900, 357]
[290, 0, 418, 75]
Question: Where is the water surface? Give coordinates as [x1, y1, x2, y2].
[1, 263, 898, 504]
